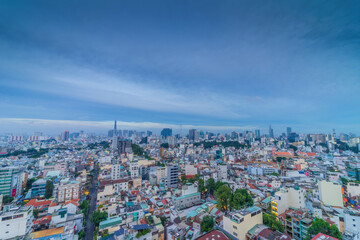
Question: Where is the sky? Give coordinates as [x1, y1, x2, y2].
[1, 0, 360, 135]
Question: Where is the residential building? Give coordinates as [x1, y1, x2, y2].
[0, 205, 33, 239]
[166, 165, 179, 188]
[318, 180, 344, 207]
[271, 186, 306, 216]
[223, 206, 263, 240]
[0, 167, 23, 197]
[57, 180, 80, 203]
[31, 179, 47, 198]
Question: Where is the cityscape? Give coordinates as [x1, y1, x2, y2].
[1, 1, 360, 240]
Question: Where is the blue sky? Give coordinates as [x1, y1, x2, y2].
[1, 0, 360, 134]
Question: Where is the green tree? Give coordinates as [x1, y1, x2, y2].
[206, 178, 216, 195]
[230, 189, 253, 210]
[131, 144, 144, 155]
[33, 209, 39, 218]
[198, 179, 206, 193]
[306, 218, 342, 240]
[201, 215, 214, 233]
[136, 228, 151, 238]
[263, 213, 284, 232]
[78, 230, 85, 239]
[25, 178, 37, 192]
[215, 185, 232, 211]
[45, 180, 54, 199]
[3, 195, 14, 204]
[90, 210, 108, 227]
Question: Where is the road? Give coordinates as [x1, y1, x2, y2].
[85, 161, 98, 240]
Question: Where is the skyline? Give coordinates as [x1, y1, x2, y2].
[0, 117, 353, 136]
[1, 1, 360, 133]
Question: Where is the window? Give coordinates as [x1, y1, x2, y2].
[233, 232, 238, 236]
[233, 226, 237, 229]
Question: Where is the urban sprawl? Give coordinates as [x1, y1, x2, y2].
[1, 121, 360, 240]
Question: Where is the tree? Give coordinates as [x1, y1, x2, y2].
[263, 213, 284, 233]
[201, 215, 214, 233]
[33, 209, 39, 218]
[206, 178, 215, 195]
[90, 210, 108, 227]
[25, 178, 37, 192]
[198, 179, 206, 193]
[3, 195, 14, 204]
[78, 230, 85, 239]
[181, 175, 187, 184]
[45, 180, 54, 199]
[230, 189, 253, 210]
[160, 143, 169, 149]
[306, 218, 342, 240]
[131, 144, 144, 155]
[136, 228, 151, 238]
[215, 185, 232, 211]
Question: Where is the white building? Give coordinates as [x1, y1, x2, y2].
[347, 182, 360, 197]
[0, 205, 33, 239]
[318, 180, 344, 207]
[111, 164, 122, 180]
[271, 186, 306, 216]
[185, 165, 198, 176]
[344, 209, 360, 240]
[130, 162, 139, 179]
[217, 164, 228, 180]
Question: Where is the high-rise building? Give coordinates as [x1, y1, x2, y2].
[118, 140, 132, 154]
[189, 129, 199, 142]
[255, 129, 260, 138]
[62, 130, 69, 141]
[108, 130, 114, 138]
[287, 127, 292, 137]
[166, 165, 179, 188]
[269, 124, 274, 138]
[147, 131, 152, 137]
[161, 128, 172, 138]
[0, 167, 24, 197]
[114, 120, 117, 136]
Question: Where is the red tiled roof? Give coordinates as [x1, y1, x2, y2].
[26, 199, 53, 207]
[311, 233, 338, 240]
[274, 152, 293, 156]
[196, 230, 229, 240]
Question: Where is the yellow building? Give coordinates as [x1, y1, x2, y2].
[223, 206, 263, 240]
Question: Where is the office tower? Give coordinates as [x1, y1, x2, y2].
[166, 165, 179, 188]
[255, 129, 260, 138]
[286, 127, 292, 137]
[62, 130, 69, 141]
[189, 129, 199, 142]
[231, 131, 238, 140]
[269, 124, 274, 138]
[161, 128, 172, 138]
[118, 140, 132, 154]
[147, 131, 152, 137]
[0, 167, 23, 197]
[108, 130, 114, 138]
[114, 120, 117, 136]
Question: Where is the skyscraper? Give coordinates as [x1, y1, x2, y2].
[255, 129, 260, 138]
[287, 127, 292, 137]
[161, 128, 172, 138]
[62, 130, 70, 141]
[189, 129, 199, 142]
[114, 120, 117, 136]
[269, 125, 274, 138]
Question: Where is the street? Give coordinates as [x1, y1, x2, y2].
[85, 161, 98, 240]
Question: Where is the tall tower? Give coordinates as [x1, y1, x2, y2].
[269, 124, 274, 138]
[114, 120, 117, 136]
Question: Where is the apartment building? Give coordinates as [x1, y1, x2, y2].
[0, 167, 24, 197]
[271, 186, 306, 216]
[0, 205, 33, 239]
[278, 208, 312, 240]
[318, 180, 344, 207]
[223, 206, 263, 240]
[166, 165, 179, 188]
[217, 164, 228, 180]
[57, 180, 80, 203]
